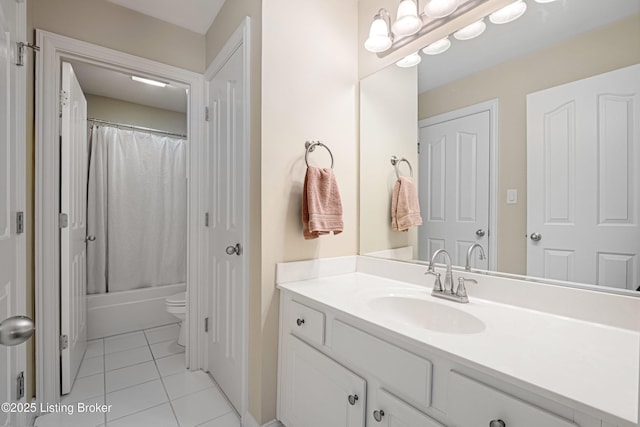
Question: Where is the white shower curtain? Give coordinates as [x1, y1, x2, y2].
[87, 125, 187, 294]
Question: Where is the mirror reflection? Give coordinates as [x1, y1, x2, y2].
[359, 0, 640, 294]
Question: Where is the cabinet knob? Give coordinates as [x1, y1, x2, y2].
[347, 394, 358, 405]
[296, 318, 305, 326]
[489, 420, 506, 427]
[373, 410, 385, 422]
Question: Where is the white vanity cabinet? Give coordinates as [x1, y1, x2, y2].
[279, 335, 366, 427]
[278, 291, 596, 427]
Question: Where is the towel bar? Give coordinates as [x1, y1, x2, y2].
[390, 156, 413, 179]
[305, 141, 334, 169]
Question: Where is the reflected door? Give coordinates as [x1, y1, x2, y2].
[60, 62, 88, 394]
[527, 64, 640, 290]
[418, 111, 490, 267]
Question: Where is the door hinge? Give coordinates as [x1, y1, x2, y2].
[16, 371, 24, 400]
[60, 90, 69, 111]
[204, 317, 209, 332]
[59, 335, 68, 351]
[16, 211, 24, 234]
[58, 213, 68, 229]
[205, 106, 210, 122]
[204, 212, 209, 227]
[16, 42, 40, 67]
[417, 141, 421, 154]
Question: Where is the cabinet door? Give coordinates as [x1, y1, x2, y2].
[371, 389, 445, 427]
[282, 335, 366, 427]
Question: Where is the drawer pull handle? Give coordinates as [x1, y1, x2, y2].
[348, 394, 358, 405]
[489, 420, 506, 427]
[296, 318, 305, 326]
[373, 410, 385, 422]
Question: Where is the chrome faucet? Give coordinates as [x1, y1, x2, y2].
[425, 248, 475, 303]
[465, 243, 486, 271]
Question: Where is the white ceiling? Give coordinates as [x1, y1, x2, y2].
[419, 0, 640, 93]
[69, 60, 188, 113]
[106, 0, 226, 35]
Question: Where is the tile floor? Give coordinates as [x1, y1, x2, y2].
[34, 324, 240, 427]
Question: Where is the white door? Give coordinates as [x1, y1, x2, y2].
[0, 0, 28, 425]
[418, 111, 490, 267]
[60, 62, 88, 394]
[282, 336, 366, 427]
[527, 65, 640, 290]
[207, 44, 246, 412]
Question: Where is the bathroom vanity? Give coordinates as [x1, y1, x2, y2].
[276, 256, 640, 427]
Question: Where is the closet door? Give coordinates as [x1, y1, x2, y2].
[60, 61, 88, 394]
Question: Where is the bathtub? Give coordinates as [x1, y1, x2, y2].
[87, 282, 186, 339]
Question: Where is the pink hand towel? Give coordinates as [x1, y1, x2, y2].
[391, 176, 423, 232]
[302, 166, 344, 240]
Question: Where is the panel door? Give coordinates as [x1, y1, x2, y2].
[371, 389, 444, 427]
[60, 62, 88, 394]
[527, 64, 640, 289]
[207, 44, 246, 412]
[0, 0, 27, 425]
[282, 335, 366, 427]
[418, 111, 490, 267]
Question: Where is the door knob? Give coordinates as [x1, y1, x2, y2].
[348, 394, 358, 405]
[476, 229, 486, 237]
[0, 315, 35, 346]
[530, 233, 542, 242]
[490, 420, 506, 427]
[85, 235, 96, 242]
[373, 410, 385, 422]
[225, 243, 242, 256]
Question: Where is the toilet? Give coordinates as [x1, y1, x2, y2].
[165, 292, 187, 346]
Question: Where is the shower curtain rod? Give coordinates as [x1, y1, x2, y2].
[87, 117, 187, 139]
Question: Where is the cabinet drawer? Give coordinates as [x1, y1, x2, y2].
[448, 371, 577, 427]
[372, 389, 444, 427]
[288, 300, 325, 346]
[332, 320, 432, 409]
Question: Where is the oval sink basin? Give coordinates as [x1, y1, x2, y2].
[368, 296, 485, 334]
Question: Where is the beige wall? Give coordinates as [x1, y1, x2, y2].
[418, 15, 640, 274]
[204, 0, 265, 422]
[360, 65, 418, 256]
[86, 95, 187, 135]
[32, 0, 205, 72]
[260, 0, 359, 423]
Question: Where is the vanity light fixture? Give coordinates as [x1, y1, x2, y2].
[423, 0, 459, 19]
[489, 0, 527, 24]
[422, 37, 451, 55]
[131, 75, 168, 87]
[392, 0, 423, 37]
[453, 18, 486, 40]
[365, 9, 394, 53]
[396, 52, 422, 67]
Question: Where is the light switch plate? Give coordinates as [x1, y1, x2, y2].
[507, 189, 518, 204]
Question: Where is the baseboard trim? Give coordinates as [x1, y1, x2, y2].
[243, 413, 284, 427]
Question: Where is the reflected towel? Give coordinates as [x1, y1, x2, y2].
[391, 176, 423, 232]
[302, 166, 344, 239]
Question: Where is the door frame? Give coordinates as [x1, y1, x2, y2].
[202, 17, 251, 420]
[418, 99, 498, 270]
[35, 30, 205, 405]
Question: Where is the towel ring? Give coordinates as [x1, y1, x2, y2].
[390, 156, 413, 179]
[305, 141, 334, 169]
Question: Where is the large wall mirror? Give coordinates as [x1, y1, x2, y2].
[360, 0, 640, 295]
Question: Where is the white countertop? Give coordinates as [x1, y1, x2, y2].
[278, 272, 640, 424]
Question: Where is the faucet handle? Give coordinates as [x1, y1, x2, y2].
[456, 277, 477, 298]
[425, 270, 443, 292]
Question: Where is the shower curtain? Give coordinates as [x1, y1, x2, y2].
[87, 125, 187, 294]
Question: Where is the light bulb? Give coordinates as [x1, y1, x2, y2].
[422, 37, 451, 55]
[489, 0, 527, 24]
[423, 0, 459, 19]
[453, 19, 486, 40]
[365, 13, 393, 52]
[396, 52, 422, 68]
[392, 0, 422, 37]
